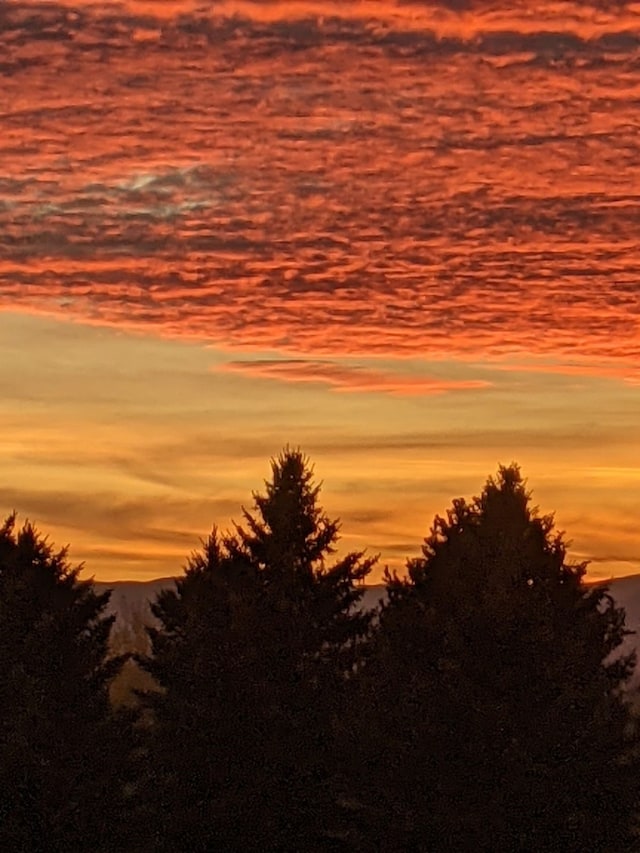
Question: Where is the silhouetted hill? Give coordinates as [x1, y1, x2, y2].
[95, 578, 386, 631]
[95, 574, 640, 687]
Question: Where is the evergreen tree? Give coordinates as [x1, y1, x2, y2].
[138, 449, 375, 851]
[224, 449, 375, 849]
[225, 448, 373, 688]
[135, 530, 256, 851]
[350, 466, 640, 852]
[0, 515, 129, 852]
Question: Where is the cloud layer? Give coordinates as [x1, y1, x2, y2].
[2, 1, 640, 379]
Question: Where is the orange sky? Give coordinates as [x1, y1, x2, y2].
[2, 0, 640, 581]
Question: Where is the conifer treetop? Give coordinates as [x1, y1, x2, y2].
[227, 447, 341, 578]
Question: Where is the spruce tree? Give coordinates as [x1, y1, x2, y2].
[225, 448, 373, 688]
[224, 448, 375, 849]
[138, 449, 374, 851]
[351, 466, 640, 852]
[0, 515, 128, 852]
[135, 530, 259, 851]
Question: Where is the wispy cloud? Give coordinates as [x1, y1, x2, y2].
[219, 358, 491, 395]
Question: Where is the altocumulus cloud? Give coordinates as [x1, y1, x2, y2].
[2, 0, 640, 380]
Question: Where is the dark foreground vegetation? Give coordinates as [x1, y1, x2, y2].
[2, 449, 640, 852]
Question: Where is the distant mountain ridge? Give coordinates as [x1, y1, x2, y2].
[95, 575, 640, 688]
[95, 578, 387, 627]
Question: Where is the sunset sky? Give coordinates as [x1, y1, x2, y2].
[2, 0, 640, 582]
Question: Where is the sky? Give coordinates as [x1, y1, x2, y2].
[2, 0, 640, 582]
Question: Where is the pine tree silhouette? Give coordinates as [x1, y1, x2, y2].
[138, 449, 375, 851]
[350, 466, 640, 852]
[0, 515, 129, 851]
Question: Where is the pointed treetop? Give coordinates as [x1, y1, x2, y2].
[406, 464, 584, 608]
[227, 446, 340, 578]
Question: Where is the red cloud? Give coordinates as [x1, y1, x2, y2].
[2, 0, 640, 383]
[219, 359, 491, 395]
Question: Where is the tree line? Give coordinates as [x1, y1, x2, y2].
[2, 448, 640, 851]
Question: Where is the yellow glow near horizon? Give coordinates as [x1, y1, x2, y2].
[2, 313, 639, 583]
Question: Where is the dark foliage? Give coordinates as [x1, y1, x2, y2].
[349, 465, 640, 852]
[0, 515, 130, 852]
[137, 449, 375, 851]
[5, 458, 640, 852]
